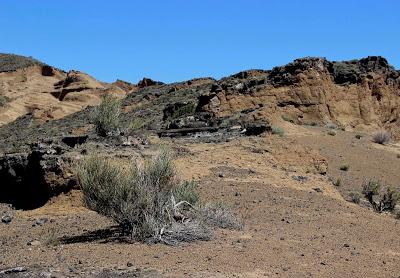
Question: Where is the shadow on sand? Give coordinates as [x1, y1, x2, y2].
[59, 226, 134, 244]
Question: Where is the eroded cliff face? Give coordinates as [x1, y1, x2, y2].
[197, 56, 400, 135]
[0, 55, 131, 126]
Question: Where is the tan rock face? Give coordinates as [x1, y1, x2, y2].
[0, 65, 126, 126]
[198, 56, 400, 137]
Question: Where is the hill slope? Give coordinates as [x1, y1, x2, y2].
[0, 54, 129, 126]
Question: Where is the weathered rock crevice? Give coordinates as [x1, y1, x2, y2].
[0, 142, 75, 209]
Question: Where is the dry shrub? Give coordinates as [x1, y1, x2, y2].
[271, 126, 284, 137]
[372, 131, 391, 145]
[77, 151, 241, 244]
[91, 94, 121, 136]
[362, 180, 400, 212]
[0, 95, 10, 107]
[349, 192, 361, 204]
[200, 203, 243, 230]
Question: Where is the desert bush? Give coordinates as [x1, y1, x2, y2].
[379, 187, 400, 212]
[173, 180, 199, 205]
[43, 227, 60, 246]
[199, 203, 243, 230]
[128, 118, 146, 132]
[281, 115, 294, 123]
[325, 123, 337, 130]
[339, 164, 349, 171]
[349, 192, 361, 204]
[91, 94, 121, 136]
[362, 180, 381, 205]
[327, 130, 336, 136]
[172, 103, 196, 119]
[333, 178, 342, 187]
[362, 180, 400, 212]
[220, 113, 242, 128]
[78, 151, 240, 244]
[372, 131, 391, 145]
[78, 152, 173, 241]
[271, 126, 284, 137]
[0, 95, 10, 107]
[159, 221, 213, 245]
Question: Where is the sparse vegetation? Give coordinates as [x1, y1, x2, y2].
[372, 131, 391, 145]
[333, 178, 342, 187]
[173, 180, 199, 205]
[43, 227, 60, 246]
[0, 95, 10, 107]
[128, 118, 146, 133]
[271, 126, 284, 137]
[91, 94, 121, 136]
[199, 203, 243, 230]
[349, 192, 361, 204]
[77, 151, 241, 244]
[362, 180, 400, 212]
[327, 130, 336, 136]
[281, 115, 294, 123]
[0, 53, 44, 72]
[325, 123, 337, 130]
[220, 113, 241, 127]
[171, 102, 196, 119]
[339, 164, 349, 171]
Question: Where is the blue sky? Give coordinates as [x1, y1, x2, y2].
[1, 1, 399, 83]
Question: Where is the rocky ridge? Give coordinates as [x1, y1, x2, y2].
[0, 55, 399, 210]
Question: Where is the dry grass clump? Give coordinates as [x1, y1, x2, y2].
[327, 130, 337, 136]
[199, 203, 243, 230]
[271, 126, 284, 137]
[339, 164, 349, 171]
[77, 151, 242, 245]
[362, 180, 400, 212]
[0, 95, 10, 107]
[372, 131, 391, 145]
[91, 94, 121, 137]
[349, 192, 361, 204]
[325, 123, 337, 130]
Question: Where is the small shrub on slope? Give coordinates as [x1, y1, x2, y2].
[91, 94, 121, 136]
[372, 131, 391, 145]
[362, 180, 400, 213]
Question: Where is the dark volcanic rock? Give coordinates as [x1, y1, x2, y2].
[245, 121, 271, 136]
[0, 142, 75, 209]
[137, 77, 164, 88]
[41, 65, 55, 76]
[1, 214, 12, 224]
[269, 57, 329, 86]
[62, 135, 88, 148]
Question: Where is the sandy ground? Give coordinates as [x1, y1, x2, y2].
[1, 128, 400, 277]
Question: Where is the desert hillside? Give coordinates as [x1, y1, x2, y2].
[0, 54, 399, 277]
[0, 54, 132, 126]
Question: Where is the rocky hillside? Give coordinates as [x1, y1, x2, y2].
[0, 53, 45, 72]
[1, 55, 399, 149]
[0, 54, 133, 126]
[198, 56, 400, 134]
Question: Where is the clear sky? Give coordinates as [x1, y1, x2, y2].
[1, 1, 399, 83]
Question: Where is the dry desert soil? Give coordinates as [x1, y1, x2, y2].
[1, 54, 400, 277]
